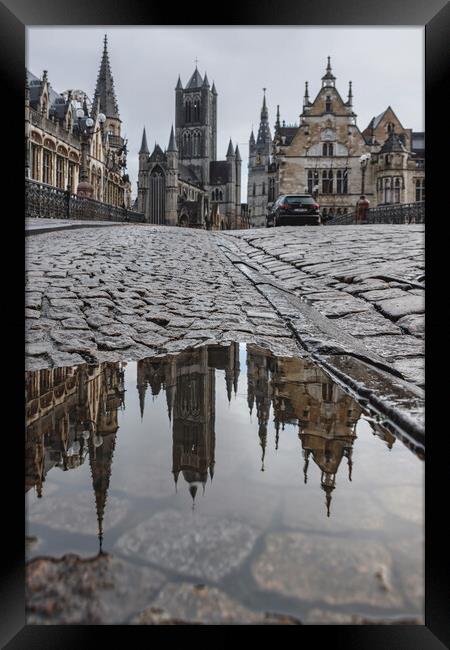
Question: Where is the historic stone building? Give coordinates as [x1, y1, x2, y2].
[246, 346, 362, 516]
[136, 344, 240, 501]
[25, 35, 131, 208]
[25, 362, 125, 550]
[247, 58, 425, 226]
[137, 67, 244, 229]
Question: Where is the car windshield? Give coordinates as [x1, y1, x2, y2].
[285, 196, 315, 205]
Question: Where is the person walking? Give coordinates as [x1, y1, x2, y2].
[356, 195, 370, 224]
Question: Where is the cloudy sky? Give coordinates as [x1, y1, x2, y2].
[27, 27, 424, 200]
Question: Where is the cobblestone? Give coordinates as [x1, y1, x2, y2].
[26, 224, 425, 397]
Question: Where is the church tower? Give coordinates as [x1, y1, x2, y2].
[92, 35, 121, 140]
[247, 89, 272, 227]
[175, 66, 217, 185]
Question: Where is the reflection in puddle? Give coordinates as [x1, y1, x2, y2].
[25, 344, 424, 624]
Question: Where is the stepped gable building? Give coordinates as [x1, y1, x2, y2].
[247, 58, 425, 226]
[26, 35, 131, 208]
[137, 66, 244, 229]
[246, 346, 362, 516]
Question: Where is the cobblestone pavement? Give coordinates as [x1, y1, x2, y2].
[25, 225, 298, 372]
[219, 224, 424, 388]
[25, 223, 424, 391]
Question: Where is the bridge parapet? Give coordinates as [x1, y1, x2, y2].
[326, 201, 424, 225]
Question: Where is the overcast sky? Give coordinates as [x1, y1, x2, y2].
[27, 26, 424, 200]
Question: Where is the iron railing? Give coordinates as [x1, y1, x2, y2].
[25, 178, 145, 223]
[325, 201, 425, 225]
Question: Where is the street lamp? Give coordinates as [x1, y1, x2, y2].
[359, 153, 370, 196]
[76, 107, 106, 198]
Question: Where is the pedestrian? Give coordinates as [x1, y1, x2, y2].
[356, 195, 370, 224]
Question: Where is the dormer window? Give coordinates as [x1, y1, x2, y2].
[387, 122, 395, 134]
[325, 96, 332, 112]
[322, 143, 333, 157]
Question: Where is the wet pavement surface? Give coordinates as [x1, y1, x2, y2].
[26, 344, 424, 625]
[25, 224, 424, 390]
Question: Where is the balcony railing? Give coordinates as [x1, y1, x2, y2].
[26, 178, 145, 223]
[29, 108, 80, 148]
[325, 201, 425, 225]
[108, 134, 125, 149]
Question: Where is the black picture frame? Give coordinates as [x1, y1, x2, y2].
[1, 0, 448, 646]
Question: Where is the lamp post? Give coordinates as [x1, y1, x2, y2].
[359, 153, 370, 196]
[76, 107, 106, 198]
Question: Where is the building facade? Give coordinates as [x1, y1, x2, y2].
[137, 67, 245, 229]
[25, 35, 131, 208]
[247, 58, 425, 226]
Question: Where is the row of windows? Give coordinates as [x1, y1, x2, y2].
[252, 179, 276, 201]
[182, 131, 202, 157]
[211, 189, 223, 201]
[31, 143, 124, 205]
[184, 98, 201, 123]
[308, 169, 348, 195]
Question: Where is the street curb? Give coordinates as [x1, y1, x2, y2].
[25, 222, 127, 236]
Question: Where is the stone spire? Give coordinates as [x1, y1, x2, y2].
[303, 81, 310, 107]
[235, 144, 241, 161]
[92, 34, 120, 119]
[226, 138, 235, 158]
[202, 72, 210, 88]
[249, 129, 255, 146]
[176, 75, 183, 90]
[139, 126, 149, 154]
[167, 124, 178, 152]
[321, 56, 336, 87]
[211, 81, 217, 95]
[347, 80, 353, 107]
[88, 428, 117, 554]
[256, 89, 271, 149]
[275, 104, 280, 131]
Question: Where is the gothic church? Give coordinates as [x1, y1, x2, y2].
[137, 67, 243, 229]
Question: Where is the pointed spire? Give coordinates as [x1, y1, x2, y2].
[304, 81, 310, 106]
[189, 483, 198, 503]
[235, 144, 241, 161]
[275, 104, 280, 130]
[260, 88, 268, 121]
[187, 67, 203, 89]
[202, 72, 210, 88]
[93, 33, 120, 119]
[211, 81, 217, 95]
[322, 56, 336, 86]
[167, 124, 178, 152]
[176, 75, 183, 90]
[249, 130, 255, 145]
[226, 138, 235, 158]
[139, 127, 149, 155]
[347, 80, 353, 106]
[138, 380, 147, 418]
[225, 368, 233, 402]
[209, 463, 215, 482]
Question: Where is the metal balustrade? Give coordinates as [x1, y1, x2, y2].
[325, 201, 425, 225]
[25, 177, 145, 223]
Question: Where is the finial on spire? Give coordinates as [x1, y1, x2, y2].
[195, 57, 199, 68]
[275, 104, 280, 129]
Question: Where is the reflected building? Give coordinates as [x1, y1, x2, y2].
[25, 362, 125, 550]
[246, 346, 362, 516]
[137, 343, 239, 501]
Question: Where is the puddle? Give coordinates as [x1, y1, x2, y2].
[25, 343, 424, 624]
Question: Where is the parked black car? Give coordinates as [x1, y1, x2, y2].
[266, 194, 321, 227]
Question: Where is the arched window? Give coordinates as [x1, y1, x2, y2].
[219, 190, 223, 201]
[192, 131, 201, 157]
[150, 165, 166, 225]
[384, 177, 391, 204]
[262, 182, 266, 195]
[185, 98, 192, 123]
[183, 131, 191, 157]
[386, 122, 395, 134]
[253, 183, 256, 196]
[307, 170, 313, 194]
[322, 143, 333, 156]
[415, 179, 425, 202]
[322, 169, 333, 194]
[193, 98, 201, 122]
[325, 96, 332, 112]
[393, 177, 401, 203]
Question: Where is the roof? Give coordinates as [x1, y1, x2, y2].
[92, 35, 120, 119]
[379, 132, 408, 154]
[277, 126, 298, 145]
[186, 67, 203, 89]
[210, 161, 231, 184]
[149, 144, 166, 163]
[178, 163, 200, 184]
